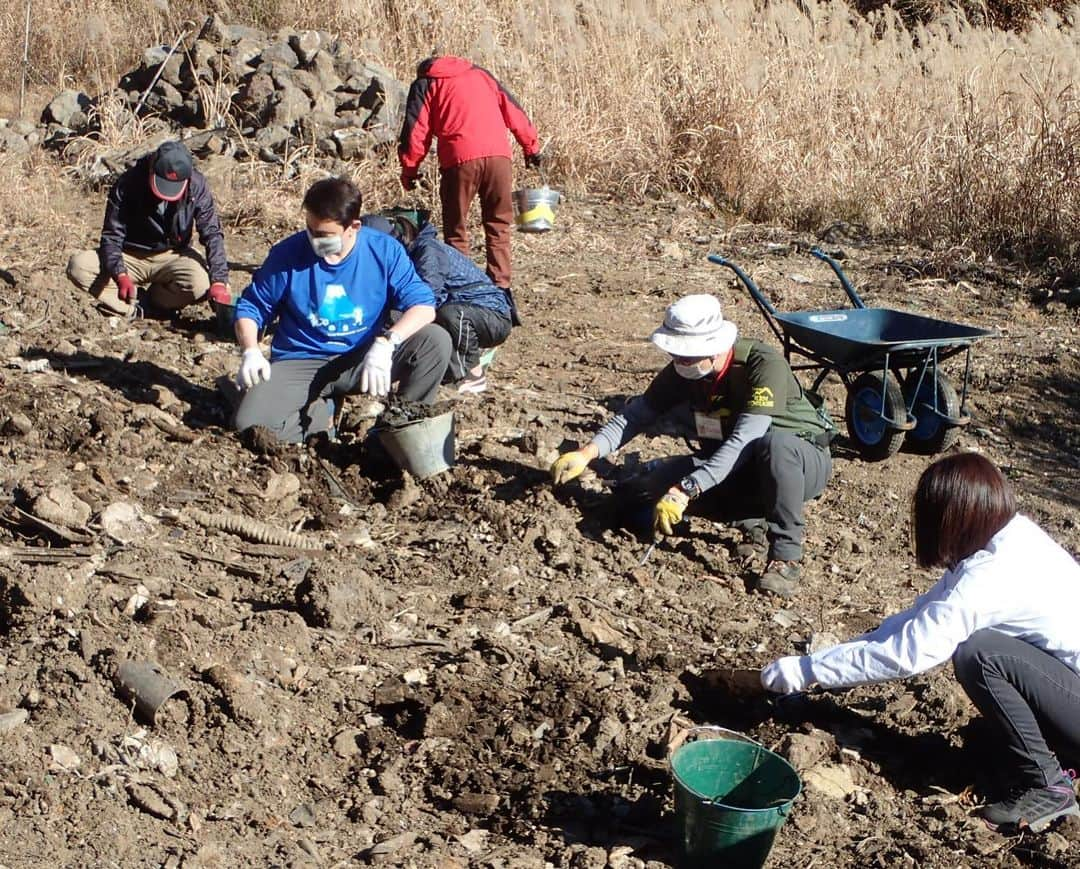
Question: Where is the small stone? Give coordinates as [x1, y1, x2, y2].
[2, 412, 32, 436]
[259, 42, 299, 69]
[32, 485, 91, 528]
[48, 744, 81, 772]
[452, 793, 500, 816]
[289, 30, 322, 64]
[803, 763, 859, 799]
[297, 838, 321, 860]
[0, 709, 29, 733]
[289, 802, 317, 828]
[808, 632, 840, 653]
[332, 728, 362, 758]
[127, 782, 176, 819]
[780, 730, 836, 772]
[658, 240, 683, 259]
[42, 90, 92, 128]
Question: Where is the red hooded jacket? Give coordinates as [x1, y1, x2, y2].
[398, 56, 539, 175]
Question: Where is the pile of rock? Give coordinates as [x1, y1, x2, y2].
[0, 118, 45, 155]
[23, 15, 407, 170]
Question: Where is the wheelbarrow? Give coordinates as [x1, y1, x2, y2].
[708, 249, 996, 461]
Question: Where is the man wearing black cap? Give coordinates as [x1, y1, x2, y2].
[66, 140, 230, 317]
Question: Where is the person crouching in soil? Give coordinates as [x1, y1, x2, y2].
[231, 178, 451, 443]
[66, 140, 230, 318]
[361, 208, 516, 395]
[550, 294, 836, 597]
[761, 452, 1080, 833]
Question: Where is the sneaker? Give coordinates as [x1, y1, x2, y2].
[981, 776, 1079, 832]
[456, 373, 487, 394]
[755, 560, 802, 598]
[735, 525, 768, 561]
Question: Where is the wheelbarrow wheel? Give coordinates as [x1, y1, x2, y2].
[844, 371, 907, 461]
[902, 372, 962, 454]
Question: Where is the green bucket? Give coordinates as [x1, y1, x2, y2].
[670, 726, 801, 869]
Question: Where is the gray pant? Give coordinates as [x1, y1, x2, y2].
[618, 430, 832, 561]
[954, 630, 1080, 789]
[233, 325, 451, 443]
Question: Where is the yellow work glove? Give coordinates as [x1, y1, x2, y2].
[653, 489, 690, 537]
[551, 450, 590, 485]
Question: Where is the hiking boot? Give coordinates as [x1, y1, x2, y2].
[755, 560, 802, 598]
[982, 776, 1079, 832]
[734, 525, 768, 561]
[456, 372, 487, 394]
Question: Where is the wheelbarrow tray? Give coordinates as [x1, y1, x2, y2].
[776, 308, 995, 368]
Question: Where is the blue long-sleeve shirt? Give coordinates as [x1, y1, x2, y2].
[236, 228, 435, 360]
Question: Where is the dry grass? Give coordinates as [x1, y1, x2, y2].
[2, 0, 1080, 263]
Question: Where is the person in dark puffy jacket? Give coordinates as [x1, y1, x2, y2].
[362, 209, 515, 394]
[398, 55, 541, 292]
[66, 140, 229, 317]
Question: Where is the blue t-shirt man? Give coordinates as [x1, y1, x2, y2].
[232, 177, 451, 444]
[236, 227, 435, 360]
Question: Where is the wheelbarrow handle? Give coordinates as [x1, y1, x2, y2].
[809, 247, 867, 309]
[708, 254, 784, 344]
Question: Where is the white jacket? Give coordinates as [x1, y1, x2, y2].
[762, 515, 1080, 692]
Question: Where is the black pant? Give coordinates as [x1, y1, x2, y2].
[617, 430, 831, 561]
[953, 630, 1080, 789]
[436, 303, 512, 381]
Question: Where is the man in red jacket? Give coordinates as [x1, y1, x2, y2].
[398, 55, 541, 293]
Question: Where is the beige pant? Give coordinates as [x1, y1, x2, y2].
[67, 248, 211, 315]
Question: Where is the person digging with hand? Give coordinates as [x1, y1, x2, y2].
[760, 452, 1080, 834]
[66, 140, 229, 318]
[361, 209, 516, 394]
[550, 294, 835, 597]
[231, 177, 451, 444]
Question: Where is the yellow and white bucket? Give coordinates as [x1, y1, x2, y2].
[512, 185, 562, 233]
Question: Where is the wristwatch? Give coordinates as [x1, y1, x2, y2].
[678, 476, 702, 500]
[379, 329, 404, 349]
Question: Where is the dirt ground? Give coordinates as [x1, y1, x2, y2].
[1, 172, 1079, 869]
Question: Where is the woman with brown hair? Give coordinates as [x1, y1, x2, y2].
[760, 452, 1080, 833]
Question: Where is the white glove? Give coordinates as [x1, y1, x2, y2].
[359, 337, 394, 397]
[760, 656, 810, 695]
[237, 347, 271, 390]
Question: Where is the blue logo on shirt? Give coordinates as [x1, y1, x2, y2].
[310, 284, 365, 336]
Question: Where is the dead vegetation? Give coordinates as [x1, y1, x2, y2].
[2, 0, 1080, 264]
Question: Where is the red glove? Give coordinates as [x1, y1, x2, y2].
[115, 273, 136, 301]
[208, 282, 231, 305]
[400, 171, 418, 192]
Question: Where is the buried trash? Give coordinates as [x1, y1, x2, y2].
[114, 660, 187, 726]
[119, 730, 179, 777]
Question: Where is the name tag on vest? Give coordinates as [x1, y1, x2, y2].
[694, 412, 727, 440]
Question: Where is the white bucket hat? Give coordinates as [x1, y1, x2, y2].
[649, 294, 738, 357]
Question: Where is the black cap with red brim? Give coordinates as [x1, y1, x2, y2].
[150, 140, 192, 202]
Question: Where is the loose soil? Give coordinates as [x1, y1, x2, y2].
[1, 179, 1079, 869]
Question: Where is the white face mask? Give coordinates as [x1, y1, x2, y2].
[307, 229, 344, 259]
[673, 359, 714, 380]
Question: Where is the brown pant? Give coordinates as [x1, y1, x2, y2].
[66, 248, 210, 316]
[440, 155, 514, 288]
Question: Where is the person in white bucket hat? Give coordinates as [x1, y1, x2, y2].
[550, 294, 836, 597]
